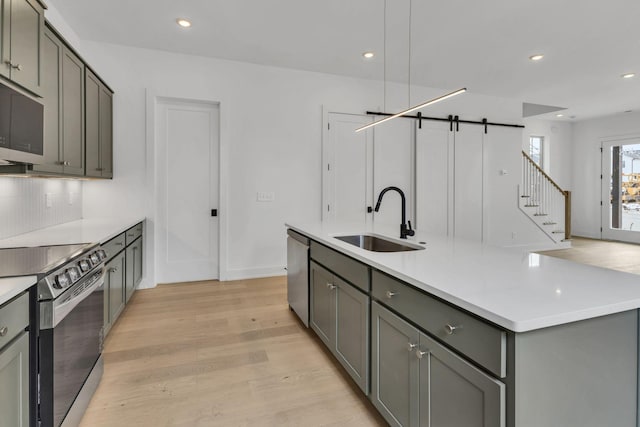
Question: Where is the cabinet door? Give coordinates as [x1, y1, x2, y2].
[125, 237, 142, 303]
[85, 69, 101, 177]
[61, 46, 84, 175]
[0, 332, 29, 427]
[371, 302, 419, 427]
[334, 277, 369, 394]
[33, 27, 63, 174]
[107, 252, 126, 328]
[9, 0, 43, 95]
[309, 262, 335, 349]
[418, 331, 505, 427]
[99, 85, 113, 178]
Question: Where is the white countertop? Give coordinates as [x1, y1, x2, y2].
[287, 221, 640, 333]
[0, 218, 144, 248]
[0, 276, 36, 306]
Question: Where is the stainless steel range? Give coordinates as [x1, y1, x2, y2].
[0, 243, 107, 427]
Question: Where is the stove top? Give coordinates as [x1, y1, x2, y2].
[0, 243, 95, 279]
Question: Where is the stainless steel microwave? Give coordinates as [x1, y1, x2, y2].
[0, 81, 44, 164]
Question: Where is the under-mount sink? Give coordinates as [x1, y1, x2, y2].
[334, 234, 425, 252]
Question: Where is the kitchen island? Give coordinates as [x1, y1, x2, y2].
[287, 221, 640, 427]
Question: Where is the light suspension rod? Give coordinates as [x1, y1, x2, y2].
[355, 87, 467, 133]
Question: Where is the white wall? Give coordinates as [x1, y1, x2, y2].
[571, 112, 640, 238]
[522, 119, 574, 189]
[0, 178, 82, 239]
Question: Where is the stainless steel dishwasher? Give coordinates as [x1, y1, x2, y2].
[287, 229, 309, 327]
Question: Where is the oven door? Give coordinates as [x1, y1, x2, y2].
[39, 267, 105, 427]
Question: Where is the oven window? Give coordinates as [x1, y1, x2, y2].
[52, 285, 103, 426]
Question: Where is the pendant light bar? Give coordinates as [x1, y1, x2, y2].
[355, 87, 467, 133]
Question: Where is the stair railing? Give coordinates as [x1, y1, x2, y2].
[521, 151, 572, 240]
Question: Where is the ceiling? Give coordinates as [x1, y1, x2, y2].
[49, 0, 640, 121]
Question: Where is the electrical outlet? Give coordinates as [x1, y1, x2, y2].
[257, 192, 275, 202]
[45, 193, 53, 208]
[68, 192, 75, 205]
[511, 232, 517, 240]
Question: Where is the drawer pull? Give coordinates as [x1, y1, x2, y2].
[385, 290, 396, 299]
[114, 242, 124, 246]
[444, 324, 462, 335]
[407, 342, 417, 351]
[326, 283, 336, 290]
[0, 326, 7, 337]
[416, 349, 429, 359]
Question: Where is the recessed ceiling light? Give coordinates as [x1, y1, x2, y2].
[556, 114, 564, 117]
[621, 73, 635, 79]
[529, 54, 544, 61]
[362, 52, 375, 59]
[176, 18, 192, 28]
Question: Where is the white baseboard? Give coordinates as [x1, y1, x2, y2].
[222, 265, 287, 281]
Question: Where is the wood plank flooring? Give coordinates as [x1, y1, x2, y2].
[537, 237, 640, 275]
[80, 277, 386, 427]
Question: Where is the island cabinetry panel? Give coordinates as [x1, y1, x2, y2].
[125, 235, 142, 303]
[310, 241, 369, 292]
[372, 270, 506, 378]
[310, 260, 369, 394]
[0, 0, 44, 95]
[0, 292, 30, 427]
[372, 302, 505, 427]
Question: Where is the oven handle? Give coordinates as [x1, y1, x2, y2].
[51, 266, 106, 328]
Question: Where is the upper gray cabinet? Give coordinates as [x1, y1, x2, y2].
[85, 68, 113, 178]
[0, 0, 45, 96]
[35, 25, 85, 176]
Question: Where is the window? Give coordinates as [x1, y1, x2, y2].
[529, 136, 544, 167]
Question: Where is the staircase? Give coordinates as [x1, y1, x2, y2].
[519, 151, 572, 244]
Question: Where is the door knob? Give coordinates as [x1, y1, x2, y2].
[416, 349, 429, 359]
[407, 342, 417, 352]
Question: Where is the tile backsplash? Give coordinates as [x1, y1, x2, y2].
[0, 178, 83, 240]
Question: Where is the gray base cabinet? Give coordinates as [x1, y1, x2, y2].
[125, 236, 142, 303]
[372, 302, 505, 427]
[104, 250, 125, 335]
[310, 261, 369, 393]
[0, 332, 29, 427]
[0, 292, 30, 427]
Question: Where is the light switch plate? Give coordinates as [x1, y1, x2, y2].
[257, 192, 275, 202]
[45, 193, 53, 208]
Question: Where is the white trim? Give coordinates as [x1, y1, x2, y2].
[225, 266, 287, 281]
[145, 90, 229, 285]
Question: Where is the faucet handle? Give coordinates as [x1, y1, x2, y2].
[407, 221, 415, 237]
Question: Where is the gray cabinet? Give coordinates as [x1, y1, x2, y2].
[0, 0, 45, 95]
[104, 250, 125, 335]
[310, 261, 369, 393]
[0, 292, 30, 427]
[35, 26, 84, 176]
[372, 302, 505, 427]
[85, 68, 113, 178]
[125, 236, 142, 303]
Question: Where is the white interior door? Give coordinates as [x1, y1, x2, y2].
[156, 99, 220, 283]
[454, 124, 484, 241]
[601, 137, 640, 243]
[416, 121, 453, 235]
[324, 113, 373, 223]
[373, 119, 415, 227]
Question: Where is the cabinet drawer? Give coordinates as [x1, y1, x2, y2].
[125, 222, 143, 245]
[0, 293, 29, 350]
[310, 241, 369, 292]
[372, 270, 506, 378]
[103, 232, 126, 261]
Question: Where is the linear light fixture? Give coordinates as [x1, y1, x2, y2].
[355, 88, 467, 133]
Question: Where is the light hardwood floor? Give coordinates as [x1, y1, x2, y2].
[537, 236, 640, 275]
[80, 277, 386, 427]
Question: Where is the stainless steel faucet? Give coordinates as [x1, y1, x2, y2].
[374, 186, 415, 239]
